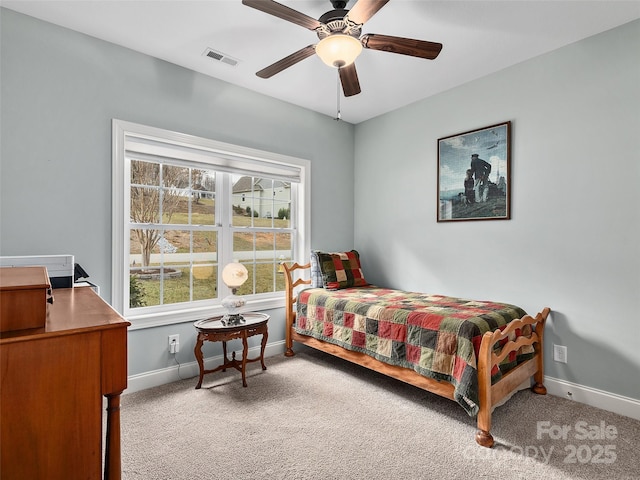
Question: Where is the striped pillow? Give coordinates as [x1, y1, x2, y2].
[316, 250, 367, 290]
[310, 251, 324, 288]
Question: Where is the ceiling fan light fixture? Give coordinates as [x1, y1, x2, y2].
[316, 34, 362, 68]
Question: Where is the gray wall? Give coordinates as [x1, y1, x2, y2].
[0, 9, 354, 376]
[354, 20, 640, 400]
[3, 8, 639, 401]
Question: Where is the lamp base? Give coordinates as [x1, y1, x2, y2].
[221, 292, 246, 326]
[221, 313, 245, 326]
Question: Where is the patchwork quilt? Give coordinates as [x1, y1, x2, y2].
[295, 286, 533, 416]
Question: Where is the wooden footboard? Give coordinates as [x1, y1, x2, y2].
[475, 307, 549, 447]
[281, 262, 549, 447]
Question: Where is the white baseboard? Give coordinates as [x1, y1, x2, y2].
[545, 376, 640, 421]
[125, 340, 286, 394]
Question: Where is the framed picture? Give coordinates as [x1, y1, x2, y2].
[437, 121, 511, 222]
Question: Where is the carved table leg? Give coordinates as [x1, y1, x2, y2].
[222, 340, 228, 372]
[194, 334, 205, 389]
[260, 326, 268, 371]
[104, 392, 123, 480]
[241, 332, 249, 387]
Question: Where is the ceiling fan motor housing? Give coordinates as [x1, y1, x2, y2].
[317, 9, 362, 40]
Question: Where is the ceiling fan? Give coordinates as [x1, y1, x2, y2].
[242, 0, 443, 97]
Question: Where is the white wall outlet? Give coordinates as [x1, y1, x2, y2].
[553, 344, 567, 363]
[168, 334, 180, 354]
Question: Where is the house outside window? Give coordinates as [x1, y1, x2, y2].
[112, 120, 310, 328]
[233, 176, 291, 219]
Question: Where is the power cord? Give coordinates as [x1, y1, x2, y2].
[169, 338, 186, 380]
[171, 350, 186, 380]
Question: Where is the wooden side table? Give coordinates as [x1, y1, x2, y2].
[193, 312, 269, 388]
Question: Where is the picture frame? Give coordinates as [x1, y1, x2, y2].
[437, 121, 511, 222]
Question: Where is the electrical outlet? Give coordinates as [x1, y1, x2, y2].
[168, 334, 180, 354]
[553, 344, 567, 363]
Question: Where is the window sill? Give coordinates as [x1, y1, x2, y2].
[126, 296, 285, 330]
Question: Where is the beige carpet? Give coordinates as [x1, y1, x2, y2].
[121, 346, 640, 479]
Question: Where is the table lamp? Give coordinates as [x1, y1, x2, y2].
[220, 262, 248, 325]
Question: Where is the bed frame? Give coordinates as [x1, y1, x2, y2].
[282, 262, 550, 448]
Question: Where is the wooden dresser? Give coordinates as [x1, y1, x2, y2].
[0, 286, 130, 480]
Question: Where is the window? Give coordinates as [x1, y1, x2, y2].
[112, 120, 310, 328]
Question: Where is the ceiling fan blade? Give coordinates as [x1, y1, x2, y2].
[256, 45, 317, 78]
[242, 0, 322, 31]
[361, 33, 443, 60]
[339, 63, 361, 97]
[346, 0, 390, 25]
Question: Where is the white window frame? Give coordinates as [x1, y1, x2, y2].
[112, 119, 310, 329]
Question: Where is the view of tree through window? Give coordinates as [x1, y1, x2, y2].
[129, 160, 217, 308]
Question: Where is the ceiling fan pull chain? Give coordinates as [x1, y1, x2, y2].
[335, 68, 342, 121]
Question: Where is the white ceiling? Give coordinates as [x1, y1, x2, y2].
[2, 0, 639, 124]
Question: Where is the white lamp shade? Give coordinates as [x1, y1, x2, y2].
[221, 262, 248, 288]
[316, 34, 363, 68]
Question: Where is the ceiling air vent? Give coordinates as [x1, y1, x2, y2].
[203, 48, 239, 67]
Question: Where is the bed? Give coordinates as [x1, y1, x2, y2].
[281, 251, 550, 448]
